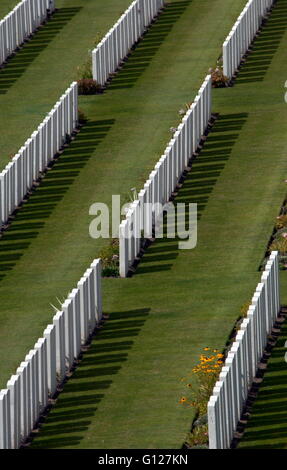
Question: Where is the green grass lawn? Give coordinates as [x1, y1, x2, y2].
[0, 1, 19, 18]
[0, 0, 133, 163]
[1, 0, 287, 449]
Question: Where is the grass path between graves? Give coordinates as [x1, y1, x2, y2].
[0, 0, 134, 165]
[27, 0, 287, 448]
[1, 0, 287, 448]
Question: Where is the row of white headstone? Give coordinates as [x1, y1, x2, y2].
[0, 0, 55, 66]
[119, 75, 212, 277]
[92, 0, 164, 86]
[0, 81, 78, 230]
[222, 0, 275, 79]
[208, 251, 280, 449]
[0, 258, 102, 449]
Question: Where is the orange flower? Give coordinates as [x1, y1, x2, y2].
[179, 397, 187, 404]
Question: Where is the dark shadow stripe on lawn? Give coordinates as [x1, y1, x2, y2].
[29, 308, 150, 449]
[0, 119, 115, 283]
[0, 7, 82, 94]
[135, 112, 248, 276]
[235, 0, 287, 85]
[107, 0, 192, 90]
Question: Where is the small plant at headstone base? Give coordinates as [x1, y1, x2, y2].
[270, 237, 287, 254]
[76, 53, 93, 80]
[269, 237, 287, 270]
[240, 301, 250, 318]
[98, 238, 119, 277]
[120, 187, 139, 219]
[179, 348, 224, 448]
[224, 301, 251, 351]
[77, 78, 102, 95]
[209, 65, 229, 88]
[261, 205, 287, 270]
[275, 214, 287, 230]
[169, 126, 177, 135]
[179, 102, 193, 116]
[185, 424, 209, 449]
[128, 187, 138, 203]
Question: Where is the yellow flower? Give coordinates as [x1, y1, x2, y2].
[203, 347, 210, 351]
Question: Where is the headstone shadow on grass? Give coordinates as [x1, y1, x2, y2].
[0, 119, 115, 282]
[236, 0, 287, 85]
[0, 7, 82, 94]
[107, 0, 192, 91]
[30, 308, 150, 449]
[135, 112, 248, 276]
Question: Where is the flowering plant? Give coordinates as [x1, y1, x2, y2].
[209, 66, 229, 88]
[179, 348, 224, 415]
[180, 348, 224, 448]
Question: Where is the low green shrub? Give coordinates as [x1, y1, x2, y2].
[262, 212, 287, 270]
[102, 265, 119, 277]
[76, 55, 93, 80]
[270, 237, 287, 254]
[186, 424, 209, 449]
[275, 214, 287, 230]
[98, 239, 119, 277]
